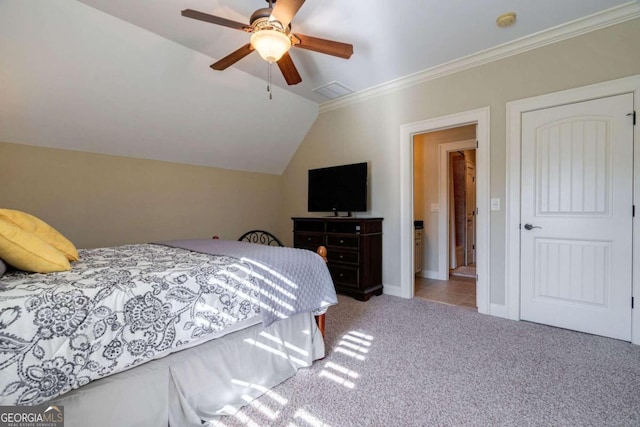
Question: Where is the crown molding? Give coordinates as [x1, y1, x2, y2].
[319, 1, 640, 114]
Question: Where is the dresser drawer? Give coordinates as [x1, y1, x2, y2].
[328, 265, 359, 288]
[327, 249, 359, 264]
[292, 217, 383, 301]
[326, 235, 359, 248]
[294, 233, 324, 248]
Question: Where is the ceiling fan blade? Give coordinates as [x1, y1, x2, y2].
[293, 34, 353, 59]
[210, 44, 255, 70]
[182, 9, 252, 32]
[269, 0, 305, 28]
[277, 52, 302, 85]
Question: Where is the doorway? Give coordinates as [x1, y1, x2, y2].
[412, 127, 477, 308]
[399, 107, 490, 315]
[449, 148, 477, 278]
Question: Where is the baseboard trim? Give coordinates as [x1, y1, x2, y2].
[489, 303, 509, 319]
[417, 270, 440, 280]
[382, 285, 402, 298]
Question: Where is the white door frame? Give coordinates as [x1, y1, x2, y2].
[438, 139, 476, 279]
[505, 75, 640, 344]
[400, 107, 491, 315]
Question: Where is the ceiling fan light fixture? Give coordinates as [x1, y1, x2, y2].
[250, 28, 291, 63]
[182, 1, 354, 86]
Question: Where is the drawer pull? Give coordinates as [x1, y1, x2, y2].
[340, 239, 344, 244]
[307, 237, 312, 241]
[339, 273, 344, 277]
[339, 255, 344, 259]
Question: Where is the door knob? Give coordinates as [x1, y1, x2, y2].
[524, 223, 542, 230]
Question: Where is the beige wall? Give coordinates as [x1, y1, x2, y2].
[279, 18, 640, 305]
[0, 142, 283, 249]
[2, 18, 639, 308]
[413, 125, 476, 275]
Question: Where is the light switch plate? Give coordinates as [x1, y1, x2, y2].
[431, 203, 439, 212]
[491, 198, 500, 211]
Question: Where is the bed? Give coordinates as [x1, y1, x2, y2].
[0, 238, 336, 426]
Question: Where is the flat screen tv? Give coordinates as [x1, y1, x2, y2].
[308, 162, 368, 216]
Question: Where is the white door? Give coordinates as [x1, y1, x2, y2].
[520, 93, 634, 341]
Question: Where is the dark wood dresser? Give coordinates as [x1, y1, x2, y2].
[292, 217, 383, 301]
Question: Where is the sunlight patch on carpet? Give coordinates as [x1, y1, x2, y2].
[290, 408, 332, 427]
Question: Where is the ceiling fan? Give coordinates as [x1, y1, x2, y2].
[181, 0, 353, 86]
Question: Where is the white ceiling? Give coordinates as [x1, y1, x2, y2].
[0, 0, 318, 174]
[77, 0, 634, 103]
[1, 0, 637, 174]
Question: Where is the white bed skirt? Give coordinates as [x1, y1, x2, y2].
[49, 312, 325, 426]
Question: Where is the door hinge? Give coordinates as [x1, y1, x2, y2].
[634, 205, 636, 217]
[633, 297, 635, 309]
[628, 111, 636, 126]
[476, 140, 479, 149]
[472, 244, 475, 250]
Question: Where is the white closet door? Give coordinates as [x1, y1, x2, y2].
[520, 93, 634, 341]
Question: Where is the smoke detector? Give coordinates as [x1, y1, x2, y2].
[496, 12, 516, 28]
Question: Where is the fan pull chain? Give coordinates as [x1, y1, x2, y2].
[267, 62, 273, 100]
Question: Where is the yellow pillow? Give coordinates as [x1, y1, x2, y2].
[0, 218, 71, 273]
[0, 209, 79, 261]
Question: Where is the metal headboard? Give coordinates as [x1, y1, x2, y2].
[237, 230, 284, 247]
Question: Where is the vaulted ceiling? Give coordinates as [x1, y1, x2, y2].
[1, 0, 636, 174]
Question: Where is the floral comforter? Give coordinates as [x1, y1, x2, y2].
[0, 244, 265, 405]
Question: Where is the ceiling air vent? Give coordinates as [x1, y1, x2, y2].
[313, 81, 354, 100]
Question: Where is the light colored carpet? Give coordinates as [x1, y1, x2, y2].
[215, 295, 640, 426]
